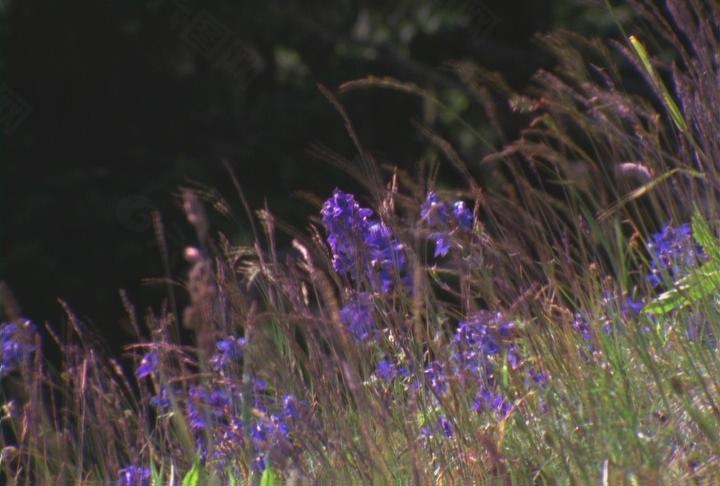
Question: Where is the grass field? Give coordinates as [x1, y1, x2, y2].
[3, 1, 720, 484]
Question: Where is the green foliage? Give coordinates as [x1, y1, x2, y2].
[629, 35, 688, 133]
[260, 465, 278, 486]
[182, 459, 203, 486]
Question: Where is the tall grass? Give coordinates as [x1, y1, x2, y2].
[3, 1, 720, 483]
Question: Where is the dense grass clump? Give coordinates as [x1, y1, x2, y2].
[3, 1, 720, 483]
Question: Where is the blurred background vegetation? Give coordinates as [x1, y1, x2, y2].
[1, 0, 631, 346]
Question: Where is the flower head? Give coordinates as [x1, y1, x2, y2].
[321, 189, 407, 292]
[210, 336, 246, 372]
[420, 192, 474, 257]
[437, 414, 454, 438]
[117, 465, 151, 486]
[339, 293, 376, 342]
[647, 223, 706, 286]
[135, 352, 158, 379]
[0, 319, 38, 376]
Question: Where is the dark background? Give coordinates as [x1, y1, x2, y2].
[1, 0, 629, 348]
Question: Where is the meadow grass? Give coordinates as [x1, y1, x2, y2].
[3, 1, 720, 484]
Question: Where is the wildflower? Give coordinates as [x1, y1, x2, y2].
[321, 189, 373, 275]
[437, 414, 454, 438]
[375, 359, 398, 382]
[321, 189, 407, 292]
[210, 335, 246, 372]
[527, 368, 548, 386]
[214, 416, 245, 464]
[571, 313, 593, 342]
[424, 360, 448, 395]
[363, 220, 407, 292]
[418, 424, 433, 445]
[134, 352, 158, 379]
[209, 388, 230, 411]
[187, 401, 207, 431]
[429, 232, 450, 257]
[453, 311, 513, 359]
[623, 297, 644, 315]
[250, 415, 292, 472]
[646, 223, 706, 286]
[339, 293, 376, 342]
[420, 192, 474, 258]
[420, 191, 449, 226]
[253, 453, 268, 472]
[472, 387, 512, 419]
[282, 394, 299, 418]
[149, 386, 174, 410]
[452, 200, 473, 230]
[117, 465, 151, 486]
[0, 319, 38, 376]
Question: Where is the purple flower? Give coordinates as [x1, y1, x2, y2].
[647, 223, 706, 286]
[472, 388, 512, 419]
[363, 221, 407, 292]
[420, 192, 474, 258]
[282, 394, 299, 418]
[453, 311, 512, 359]
[0, 319, 38, 376]
[250, 414, 292, 472]
[322, 190, 371, 274]
[321, 189, 407, 292]
[438, 414, 454, 438]
[134, 352, 158, 379]
[527, 368, 548, 387]
[624, 297, 644, 315]
[418, 424, 433, 445]
[150, 386, 177, 409]
[424, 360, 448, 395]
[452, 201, 473, 230]
[375, 360, 398, 382]
[252, 454, 265, 472]
[210, 336, 246, 372]
[571, 313, 593, 343]
[339, 293, 376, 342]
[429, 232, 450, 257]
[420, 192, 449, 226]
[117, 465, 151, 486]
[187, 401, 207, 430]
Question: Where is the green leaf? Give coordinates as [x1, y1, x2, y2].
[643, 263, 720, 315]
[182, 460, 202, 486]
[261, 465, 278, 486]
[227, 468, 238, 486]
[151, 462, 162, 486]
[629, 35, 688, 132]
[692, 207, 720, 261]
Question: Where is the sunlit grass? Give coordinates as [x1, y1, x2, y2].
[3, 1, 720, 483]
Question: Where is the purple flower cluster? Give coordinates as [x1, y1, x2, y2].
[131, 333, 313, 475]
[321, 189, 407, 293]
[117, 465, 151, 486]
[418, 413, 455, 446]
[420, 192, 474, 257]
[374, 359, 410, 382]
[209, 335, 246, 372]
[452, 312, 519, 370]
[471, 388, 512, 418]
[339, 292, 376, 342]
[182, 377, 306, 471]
[0, 319, 38, 377]
[374, 310, 540, 433]
[647, 223, 706, 286]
